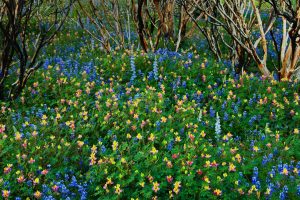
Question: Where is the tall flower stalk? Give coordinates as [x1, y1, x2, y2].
[130, 53, 137, 82]
[215, 112, 221, 140]
[153, 56, 158, 81]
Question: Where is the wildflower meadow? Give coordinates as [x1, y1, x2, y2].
[1, 1, 300, 199]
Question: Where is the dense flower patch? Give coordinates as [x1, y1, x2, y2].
[0, 33, 300, 199]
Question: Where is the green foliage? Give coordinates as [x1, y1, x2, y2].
[0, 30, 299, 199]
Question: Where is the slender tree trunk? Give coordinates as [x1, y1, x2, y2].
[165, 0, 174, 39]
[0, 82, 5, 101]
[137, 0, 148, 52]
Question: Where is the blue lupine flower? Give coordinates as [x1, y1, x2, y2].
[156, 120, 161, 131]
[167, 140, 174, 151]
[101, 145, 106, 153]
[180, 128, 184, 135]
[255, 181, 261, 190]
[27, 180, 32, 186]
[221, 101, 227, 109]
[250, 140, 255, 148]
[130, 55, 137, 82]
[278, 162, 283, 172]
[69, 176, 78, 187]
[239, 172, 243, 177]
[268, 153, 273, 160]
[44, 196, 56, 200]
[252, 176, 257, 184]
[233, 105, 238, 113]
[252, 167, 259, 184]
[268, 168, 276, 178]
[223, 112, 229, 121]
[42, 184, 50, 194]
[65, 174, 69, 181]
[249, 115, 257, 125]
[91, 39, 95, 49]
[296, 162, 300, 170]
[79, 187, 87, 200]
[262, 156, 268, 165]
[279, 186, 288, 200]
[288, 163, 294, 171]
[215, 112, 221, 137]
[153, 56, 159, 81]
[249, 98, 254, 106]
[61, 183, 70, 195]
[148, 71, 154, 81]
[210, 106, 215, 118]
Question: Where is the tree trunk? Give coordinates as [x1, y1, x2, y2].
[0, 82, 5, 101]
[137, 0, 148, 52]
[165, 0, 174, 39]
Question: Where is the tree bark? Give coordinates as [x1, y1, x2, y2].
[137, 0, 148, 52]
[0, 82, 5, 101]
